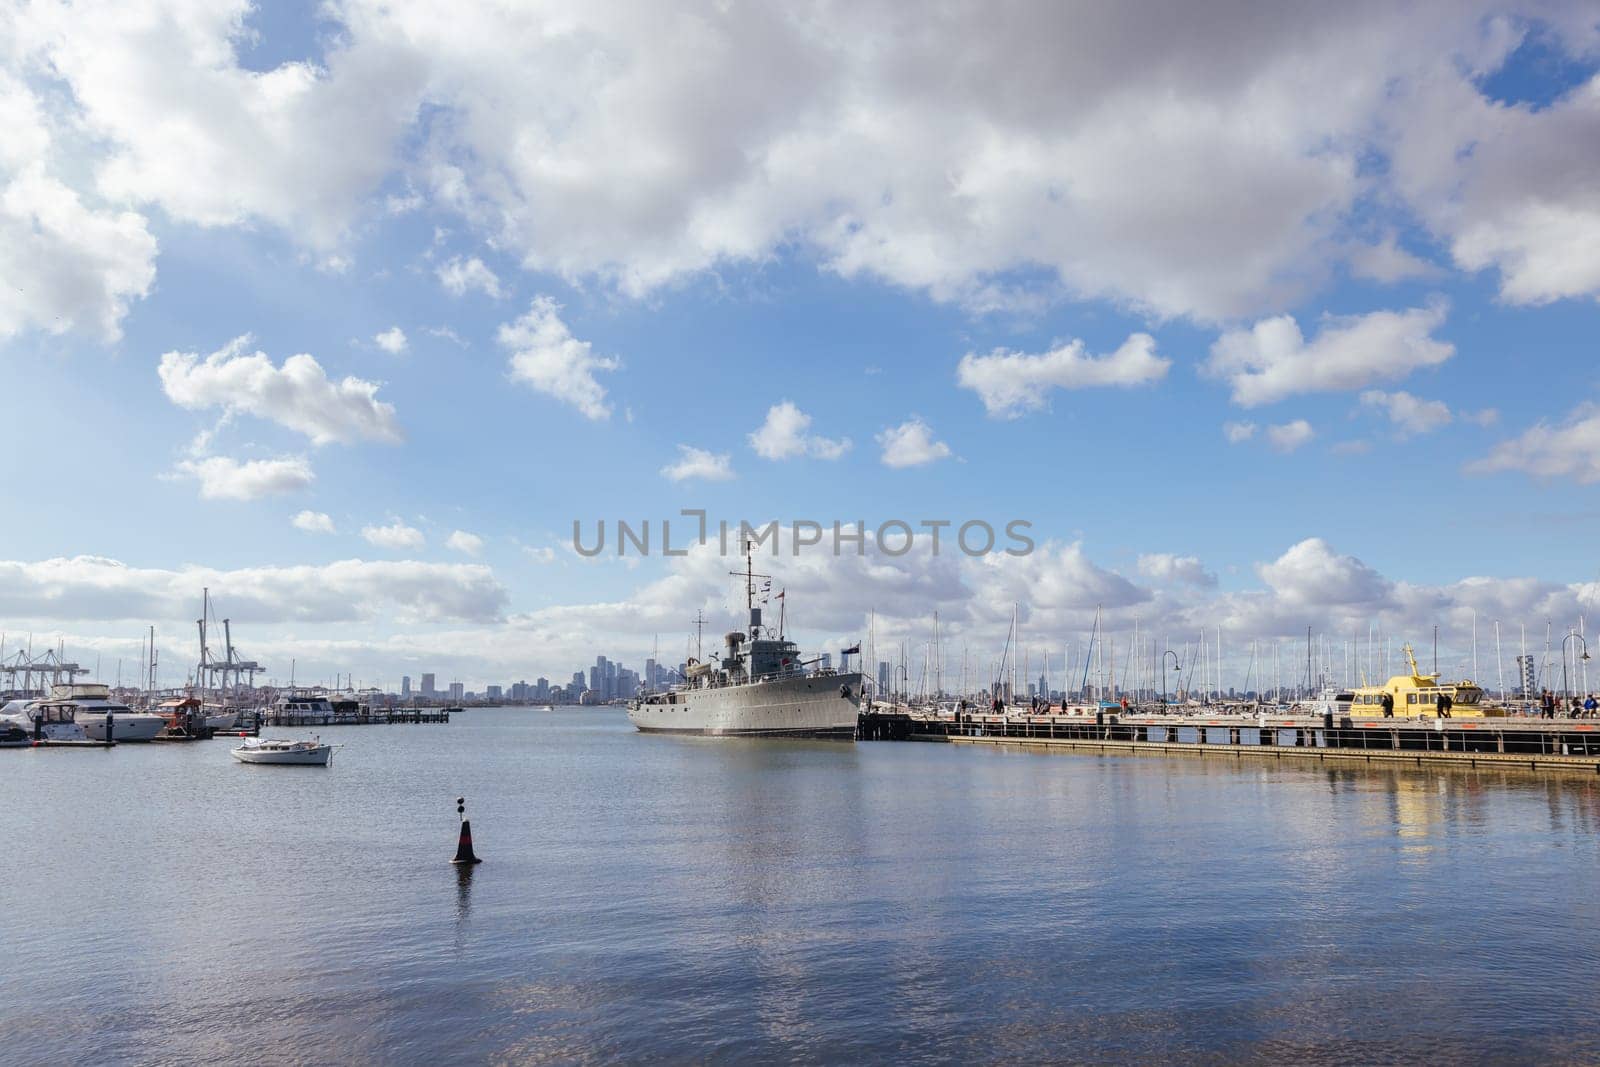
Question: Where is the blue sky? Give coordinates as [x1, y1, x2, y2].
[3, 1, 1600, 689]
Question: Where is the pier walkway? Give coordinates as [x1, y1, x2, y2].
[860, 709, 1600, 774]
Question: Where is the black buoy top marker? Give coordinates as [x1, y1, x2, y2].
[451, 796, 483, 865]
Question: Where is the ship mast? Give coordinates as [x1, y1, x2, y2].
[729, 540, 771, 641]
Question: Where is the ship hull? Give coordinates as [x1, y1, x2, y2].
[629, 673, 861, 740]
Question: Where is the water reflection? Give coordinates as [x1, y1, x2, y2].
[6, 710, 1600, 1064]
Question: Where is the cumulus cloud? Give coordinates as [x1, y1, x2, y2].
[877, 418, 952, 468]
[291, 510, 336, 534]
[437, 256, 504, 298]
[1259, 538, 1391, 608]
[173, 455, 314, 500]
[1138, 553, 1217, 588]
[158, 337, 402, 446]
[0, 554, 506, 626]
[1265, 420, 1315, 452]
[1222, 421, 1257, 444]
[0, 72, 157, 341]
[1467, 402, 1600, 483]
[362, 521, 425, 550]
[1345, 231, 1440, 284]
[957, 333, 1169, 417]
[373, 326, 407, 354]
[660, 445, 734, 483]
[1385, 43, 1600, 306]
[10, 3, 1600, 343]
[10, 533, 1598, 690]
[498, 296, 619, 420]
[1206, 303, 1454, 407]
[1360, 389, 1454, 437]
[748, 401, 851, 460]
[446, 530, 484, 556]
[14, 0, 425, 248]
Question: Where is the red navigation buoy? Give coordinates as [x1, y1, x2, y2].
[451, 796, 482, 865]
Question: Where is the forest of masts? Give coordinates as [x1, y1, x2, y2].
[861, 607, 1594, 707]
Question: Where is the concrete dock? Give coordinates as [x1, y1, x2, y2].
[860, 709, 1600, 774]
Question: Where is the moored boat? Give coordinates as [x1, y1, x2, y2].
[1349, 644, 1499, 718]
[45, 684, 167, 742]
[231, 737, 334, 765]
[628, 547, 861, 739]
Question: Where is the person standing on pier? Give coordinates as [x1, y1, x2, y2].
[1541, 689, 1556, 718]
[1436, 691, 1452, 718]
[1380, 691, 1394, 718]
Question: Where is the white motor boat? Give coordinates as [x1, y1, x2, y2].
[1, 697, 90, 743]
[0, 711, 33, 747]
[203, 705, 240, 730]
[231, 737, 334, 766]
[41, 684, 166, 742]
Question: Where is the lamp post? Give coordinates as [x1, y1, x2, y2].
[1163, 650, 1180, 706]
[1561, 632, 1590, 700]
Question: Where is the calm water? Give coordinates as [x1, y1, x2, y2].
[4, 709, 1599, 1065]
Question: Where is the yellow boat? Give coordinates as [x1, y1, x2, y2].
[1349, 643, 1500, 718]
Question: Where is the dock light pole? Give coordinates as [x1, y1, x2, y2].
[1561, 633, 1590, 699]
[1163, 650, 1180, 706]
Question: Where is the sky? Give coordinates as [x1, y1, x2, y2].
[3, 0, 1600, 692]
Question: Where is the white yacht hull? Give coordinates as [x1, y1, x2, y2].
[232, 743, 333, 765]
[629, 673, 861, 739]
[1, 716, 88, 743]
[79, 714, 166, 743]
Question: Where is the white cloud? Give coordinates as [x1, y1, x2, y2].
[660, 445, 734, 483]
[158, 337, 402, 446]
[291, 510, 336, 534]
[748, 401, 851, 460]
[11, 532, 1598, 691]
[1137, 553, 1217, 588]
[15, 0, 426, 249]
[436, 256, 504, 299]
[362, 521, 425, 550]
[957, 333, 1169, 417]
[13, 3, 1600, 337]
[1265, 419, 1314, 452]
[446, 530, 484, 556]
[173, 455, 313, 500]
[373, 326, 408, 354]
[347, 2, 1417, 319]
[877, 418, 952, 468]
[1345, 232, 1439, 284]
[1205, 303, 1454, 407]
[1258, 538, 1391, 609]
[1467, 402, 1600, 484]
[498, 296, 620, 421]
[0, 73, 157, 341]
[1222, 421, 1257, 444]
[0, 554, 505, 625]
[1360, 389, 1454, 437]
[1385, 51, 1600, 306]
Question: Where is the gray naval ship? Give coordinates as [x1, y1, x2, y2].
[628, 551, 862, 740]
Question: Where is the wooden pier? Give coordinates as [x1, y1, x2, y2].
[861, 709, 1600, 774]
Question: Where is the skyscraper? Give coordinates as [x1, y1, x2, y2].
[401, 675, 411, 698]
[877, 661, 890, 695]
[421, 673, 436, 696]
